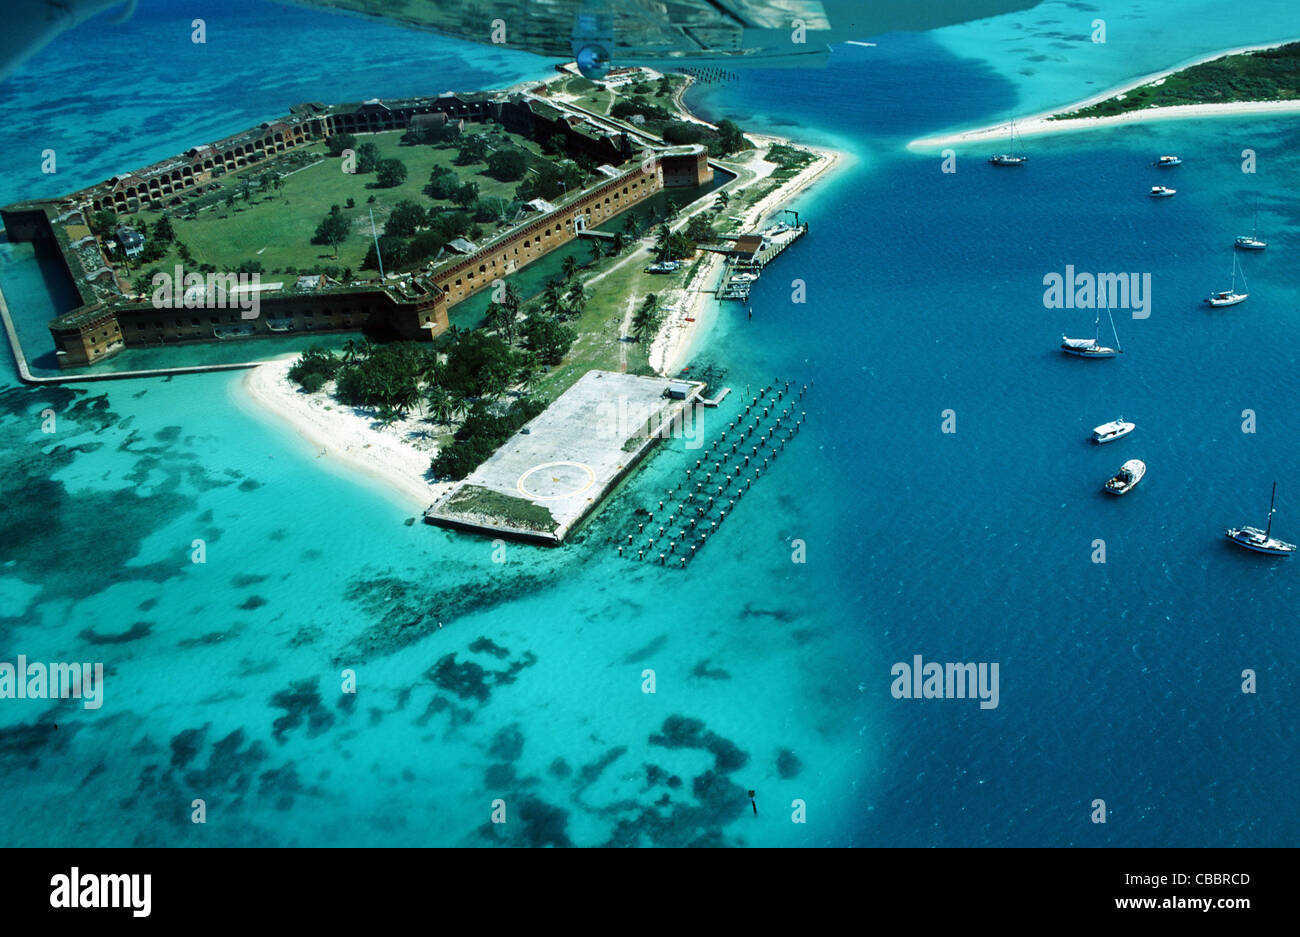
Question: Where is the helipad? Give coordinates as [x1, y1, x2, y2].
[427, 369, 707, 543]
[516, 461, 596, 500]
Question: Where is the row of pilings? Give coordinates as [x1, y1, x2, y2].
[616, 379, 811, 569]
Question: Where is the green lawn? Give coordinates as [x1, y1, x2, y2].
[533, 246, 686, 398]
[131, 127, 543, 276]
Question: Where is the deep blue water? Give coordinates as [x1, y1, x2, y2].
[1, 0, 1298, 847]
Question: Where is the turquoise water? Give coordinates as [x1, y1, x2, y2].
[2, 0, 1298, 847]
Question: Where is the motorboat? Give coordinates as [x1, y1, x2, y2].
[1154, 155, 1182, 167]
[1149, 185, 1176, 197]
[1103, 459, 1145, 495]
[1092, 418, 1136, 444]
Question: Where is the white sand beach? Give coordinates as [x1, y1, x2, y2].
[910, 39, 1300, 150]
[240, 356, 454, 513]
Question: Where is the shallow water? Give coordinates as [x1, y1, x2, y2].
[1, 0, 1298, 847]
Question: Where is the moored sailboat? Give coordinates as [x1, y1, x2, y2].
[1235, 213, 1267, 250]
[1226, 483, 1296, 555]
[1206, 252, 1248, 306]
[1061, 309, 1122, 358]
[989, 121, 1028, 166]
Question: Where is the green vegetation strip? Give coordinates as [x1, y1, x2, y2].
[443, 485, 557, 532]
[1054, 42, 1300, 119]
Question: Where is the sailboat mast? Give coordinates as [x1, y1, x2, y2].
[1266, 482, 1277, 538]
[1107, 307, 1121, 351]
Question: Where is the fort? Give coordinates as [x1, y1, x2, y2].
[0, 89, 714, 371]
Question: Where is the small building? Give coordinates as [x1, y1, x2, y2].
[666, 381, 692, 400]
[115, 226, 144, 258]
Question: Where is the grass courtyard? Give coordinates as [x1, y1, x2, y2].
[130, 125, 548, 278]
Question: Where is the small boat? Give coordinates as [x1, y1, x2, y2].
[1092, 418, 1136, 444]
[1149, 185, 1176, 197]
[989, 121, 1028, 166]
[1103, 459, 1145, 495]
[1153, 155, 1182, 167]
[1206, 252, 1248, 307]
[1225, 482, 1296, 555]
[730, 272, 759, 283]
[1061, 310, 1122, 358]
[1235, 213, 1267, 250]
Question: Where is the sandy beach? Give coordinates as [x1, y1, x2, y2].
[910, 39, 1300, 149]
[239, 356, 453, 513]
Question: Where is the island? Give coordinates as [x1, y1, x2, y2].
[909, 39, 1300, 148]
[0, 64, 841, 538]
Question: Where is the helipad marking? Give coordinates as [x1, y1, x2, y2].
[517, 460, 596, 501]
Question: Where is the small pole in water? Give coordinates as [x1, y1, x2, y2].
[748, 790, 757, 815]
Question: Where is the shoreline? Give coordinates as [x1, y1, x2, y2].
[236, 355, 453, 514]
[650, 139, 846, 376]
[910, 38, 1300, 149]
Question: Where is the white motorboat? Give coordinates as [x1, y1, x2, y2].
[1149, 185, 1176, 197]
[730, 272, 759, 283]
[1103, 459, 1146, 495]
[1154, 155, 1182, 167]
[1092, 418, 1136, 444]
[1226, 483, 1296, 555]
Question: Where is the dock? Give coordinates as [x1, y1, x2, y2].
[713, 219, 808, 302]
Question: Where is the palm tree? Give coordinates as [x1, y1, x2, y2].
[424, 385, 454, 424]
[713, 190, 730, 211]
[653, 223, 673, 261]
[341, 338, 360, 364]
[567, 283, 589, 318]
[398, 384, 422, 415]
[621, 213, 640, 238]
[631, 293, 662, 343]
[561, 255, 579, 282]
[541, 280, 566, 319]
[502, 281, 522, 316]
[589, 239, 604, 265]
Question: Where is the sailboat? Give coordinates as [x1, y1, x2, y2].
[989, 122, 1028, 166]
[1206, 252, 1248, 306]
[1235, 213, 1267, 250]
[1061, 308, 1122, 358]
[1225, 482, 1296, 555]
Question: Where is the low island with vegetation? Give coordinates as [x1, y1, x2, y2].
[1051, 41, 1300, 120]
